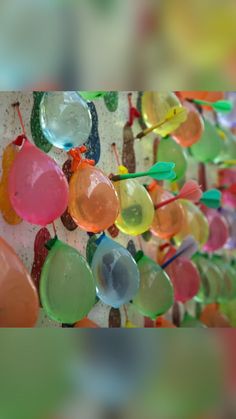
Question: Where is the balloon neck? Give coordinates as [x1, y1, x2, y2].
[147, 180, 158, 192]
[45, 235, 58, 251]
[12, 134, 27, 147]
[95, 232, 106, 245]
[134, 250, 144, 263]
[69, 146, 95, 172]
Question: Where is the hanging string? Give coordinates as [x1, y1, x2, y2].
[111, 142, 121, 166]
[123, 305, 129, 323]
[12, 102, 27, 137]
[52, 221, 57, 237]
[137, 235, 143, 251]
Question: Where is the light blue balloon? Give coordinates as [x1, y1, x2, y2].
[91, 236, 140, 308]
[40, 91, 92, 150]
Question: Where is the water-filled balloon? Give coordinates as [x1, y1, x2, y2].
[91, 236, 140, 308]
[0, 236, 39, 327]
[69, 162, 119, 233]
[133, 251, 173, 319]
[8, 139, 69, 226]
[215, 127, 236, 164]
[202, 208, 228, 252]
[162, 247, 200, 303]
[40, 238, 96, 323]
[114, 179, 154, 236]
[40, 91, 92, 150]
[193, 254, 223, 304]
[218, 92, 236, 128]
[0, 144, 22, 225]
[174, 200, 209, 247]
[200, 304, 230, 328]
[172, 102, 204, 147]
[190, 119, 223, 163]
[211, 256, 236, 302]
[220, 208, 236, 249]
[149, 183, 184, 239]
[141, 92, 184, 137]
[157, 136, 187, 180]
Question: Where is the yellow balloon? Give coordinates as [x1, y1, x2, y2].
[114, 179, 154, 236]
[174, 200, 209, 247]
[141, 92, 186, 137]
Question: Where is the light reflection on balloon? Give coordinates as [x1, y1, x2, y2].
[133, 252, 174, 319]
[40, 91, 92, 150]
[149, 183, 184, 239]
[91, 236, 140, 308]
[8, 139, 69, 226]
[174, 200, 209, 247]
[114, 179, 154, 236]
[40, 238, 96, 324]
[69, 162, 120, 233]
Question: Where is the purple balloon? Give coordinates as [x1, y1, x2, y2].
[220, 208, 236, 249]
[218, 92, 236, 128]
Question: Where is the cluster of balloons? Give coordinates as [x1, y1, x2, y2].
[1, 90, 236, 328]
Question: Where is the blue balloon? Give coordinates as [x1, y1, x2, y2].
[40, 91, 92, 150]
[91, 235, 140, 307]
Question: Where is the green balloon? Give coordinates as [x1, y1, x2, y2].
[215, 127, 236, 164]
[133, 252, 174, 319]
[79, 91, 106, 101]
[190, 120, 223, 163]
[180, 313, 205, 328]
[157, 137, 187, 181]
[40, 238, 96, 324]
[193, 254, 223, 304]
[220, 299, 236, 326]
[211, 256, 236, 302]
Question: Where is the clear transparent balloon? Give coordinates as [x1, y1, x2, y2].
[91, 236, 140, 308]
[40, 91, 92, 150]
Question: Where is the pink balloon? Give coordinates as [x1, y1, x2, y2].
[202, 208, 229, 252]
[8, 139, 69, 226]
[222, 189, 236, 208]
[163, 248, 200, 303]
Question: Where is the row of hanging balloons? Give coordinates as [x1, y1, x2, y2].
[1, 90, 236, 328]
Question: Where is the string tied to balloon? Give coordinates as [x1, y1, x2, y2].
[127, 92, 140, 126]
[154, 180, 202, 210]
[110, 162, 176, 182]
[12, 101, 27, 136]
[69, 146, 95, 172]
[161, 236, 198, 269]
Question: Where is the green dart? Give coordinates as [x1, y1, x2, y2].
[200, 189, 222, 209]
[193, 99, 233, 113]
[111, 162, 176, 182]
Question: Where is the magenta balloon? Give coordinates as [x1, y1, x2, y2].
[164, 249, 200, 303]
[222, 189, 236, 209]
[202, 208, 229, 252]
[8, 140, 69, 226]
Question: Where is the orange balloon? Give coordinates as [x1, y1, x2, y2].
[155, 316, 176, 328]
[69, 162, 120, 233]
[0, 144, 22, 225]
[74, 318, 99, 328]
[0, 237, 39, 327]
[149, 183, 184, 239]
[172, 102, 204, 147]
[200, 304, 231, 328]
